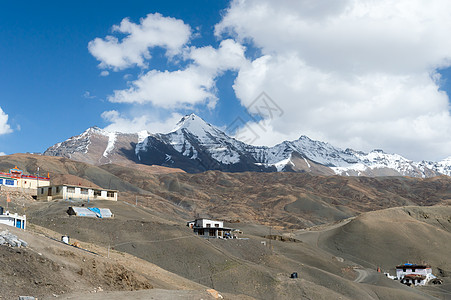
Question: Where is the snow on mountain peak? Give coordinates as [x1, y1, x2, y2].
[45, 112, 451, 177]
[439, 156, 451, 165]
[85, 126, 109, 135]
[171, 113, 220, 138]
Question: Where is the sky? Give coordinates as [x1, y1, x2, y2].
[1, 0, 451, 161]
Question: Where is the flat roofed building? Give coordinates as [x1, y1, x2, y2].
[0, 166, 50, 190]
[396, 263, 435, 286]
[0, 207, 26, 230]
[187, 218, 238, 238]
[37, 184, 118, 202]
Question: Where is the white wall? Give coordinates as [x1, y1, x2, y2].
[0, 216, 15, 227]
[38, 185, 117, 201]
[195, 219, 223, 228]
[396, 267, 430, 279]
[0, 213, 26, 229]
[0, 178, 17, 187]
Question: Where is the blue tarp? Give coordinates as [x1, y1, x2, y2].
[69, 207, 113, 218]
[88, 207, 102, 218]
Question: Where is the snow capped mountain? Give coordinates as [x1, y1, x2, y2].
[414, 157, 451, 177]
[136, 114, 266, 172]
[330, 149, 436, 177]
[44, 126, 141, 166]
[165, 113, 243, 164]
[44, 114, 451, 177]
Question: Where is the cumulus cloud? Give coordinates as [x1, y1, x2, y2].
[0, 152, 5, 156]
[108, 39, 247, 108]
[0, 107, 12, 135]
[216, 0, 451, 160]
[101, 110, 183, 133]
[88, 13, 191, 70]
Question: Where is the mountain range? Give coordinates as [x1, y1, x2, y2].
[44, 113, 451, 177]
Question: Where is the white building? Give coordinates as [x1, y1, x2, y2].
[396, 263, 436, 286]
[194, 219, 223, 228]
[0, 166, 50, 192]
[0, 207, 26, 230]
[37, 184, 118, 201]
[187, 218, 238, 238]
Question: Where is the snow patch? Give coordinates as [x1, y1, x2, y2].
[103, 132, 117, 157]
[303, 158, 311, 168]
[274, 158, 291, 171]
[138, 130, 150, 143]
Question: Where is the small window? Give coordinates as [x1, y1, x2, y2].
[81, 188, 88, 195]
[215, 224, 219, 227]
[403, 268, 406, 272]
[107, 191, 115, 197]
[412, 268, 415, 272]
[206, 223, 211, 228]
[67, 187, 75, 193]
[94, 190, 101, 196]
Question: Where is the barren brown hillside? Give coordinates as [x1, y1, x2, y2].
[1, 154, 451, 229]
[100, 163, 451, 228]
[25, 200, 449, 300]
[1, 154, 450, 298]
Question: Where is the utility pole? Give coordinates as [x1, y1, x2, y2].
[269, 224, 272, 253]
[36, 166, 39, 197]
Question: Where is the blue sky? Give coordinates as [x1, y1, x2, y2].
[1, 0, 451, 161]
[0, 0, 244, 154]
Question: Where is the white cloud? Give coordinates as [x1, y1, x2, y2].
[101, 110, 183, 134]
[0, 107, 12, 135]
[108, 39, 247, 108]
[100, 70, 109, 77]
[83, 91, 96, 99]
[187, 39, 247, 72]
[88, 13, 191, 70]
[108, 66, 217, 108]
[0, 152, 6, 156]
[215, 0, 451, 160]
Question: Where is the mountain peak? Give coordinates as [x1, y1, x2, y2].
[175, 113, 204, 126]
[171, 113, 219, 138]
[85, 126, 110, 136]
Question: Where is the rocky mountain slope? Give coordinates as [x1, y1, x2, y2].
[43, 113, 451, 177]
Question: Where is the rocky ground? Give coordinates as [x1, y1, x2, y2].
[0, 222, 231, 300]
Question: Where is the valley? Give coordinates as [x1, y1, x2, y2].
[0, 153, 450, 299]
